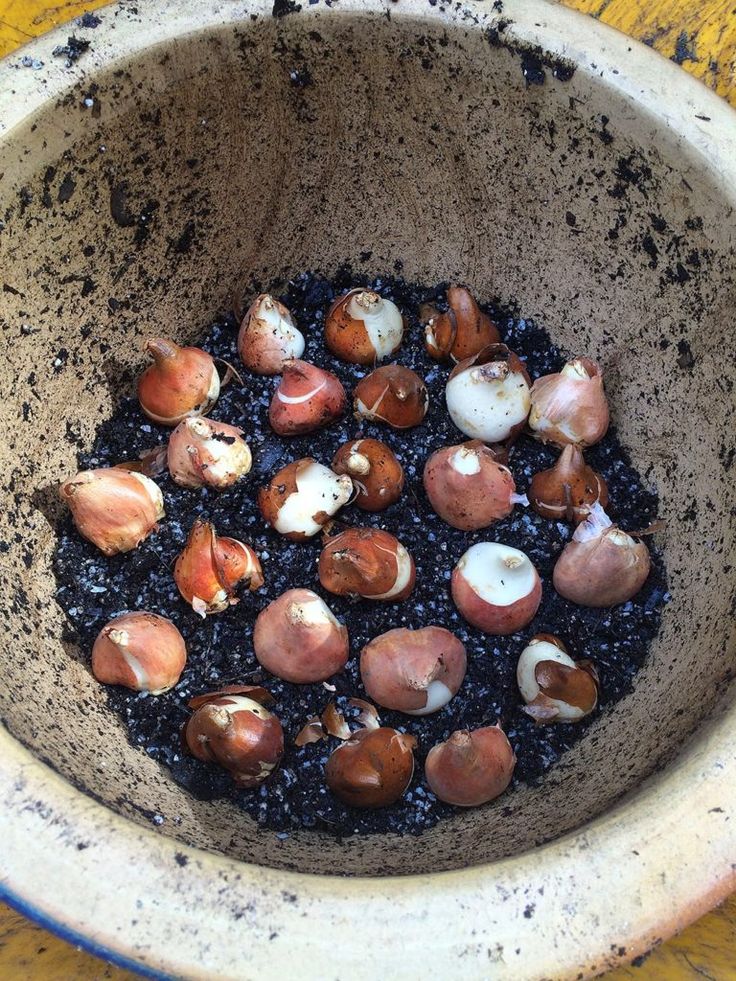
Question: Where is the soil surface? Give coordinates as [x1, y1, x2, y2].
[54, 268, 668, 837]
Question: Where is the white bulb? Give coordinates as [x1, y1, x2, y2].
[274, 462, 352, 537]
[446, 365, 530, 442]
[457, 542, 536, 607]
[348, 291, 403, 360]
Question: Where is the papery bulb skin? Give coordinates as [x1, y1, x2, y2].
[237, 294, 304, 375]
[516, 634, 599, 723]
[331, 438, 404, 512]
[137, 337, 220, 426]
[445, 344, 531, 444]
[353, 364, 428, 429]
[167, 416, 252, 490]
[253, 588, 349, 683]
[326, 727, 417, 808]
[318, 528, 415, 601]
[59, 468, 164, 556]
[423, 440, 522, 530]
[425, 726, 515, 806]
[174, 519, 263, 617]
[528, 444, 608, 524]
[92, 612, 186, 694]
[184, 687, 284, 787]
[258, 458, 353, 540]
[325, 289, 404, 365]
[529, 357, 610, 447]
[360, 626, 467, 715]
[552, 503, 650, 606]
[451, 542, 542, 635]
[268, 360, 347, 436]
[422, 286, 501, 362]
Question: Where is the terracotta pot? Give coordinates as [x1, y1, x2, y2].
[1, 1, 735, 977]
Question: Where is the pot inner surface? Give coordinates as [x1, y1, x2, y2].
[1, 6, 734, 875]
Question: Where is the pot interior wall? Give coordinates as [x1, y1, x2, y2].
[1, 7, 735, 876]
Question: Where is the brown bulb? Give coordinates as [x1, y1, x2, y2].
[237, 294, 304, 375]
[59, 468, 164, 556]
[318, 528, 415, 602]
[253, 588, 349, 683]
[184, 686, 284, 787]
[326, 727, 417, 808]
[422, 286, 501, 362]
[529, 444, 608, 524]
[91, 612, 186, 694]
[425, 725, 516, 806]
[423, 440, 523, 530]
[529, 357, 610, 447]
[360, 626, 467, 715]
[173, 519, 263, 617]
[167, 416, 252, 490]
[137, 338, 220, 426]
[552, 503, 651, 607]
[517, 635, 599, 723]
[268, 360, 346, 436]
[354, 365, 428, 429]
[331, 438, 404, 511]
[325, 289, 404, 364]
[452, 543, 542, 635]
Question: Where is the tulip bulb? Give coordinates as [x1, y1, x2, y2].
[517, 634, 599, 723]
[529, 444, 608, 524]
[529, 357, 609, 447]
[331, 438, 404, 511]
[59, 468, 164, 556]
[423, 440, 526, 530]
[253, 588, 349, 683]
[174, 519, 263, 617]
[552, 503, 650, 606]
[360, 626, 467, 715]
[258, 457, 353, 539]
[167, 416, 252, 490]
[237, 294, 304, 375]
[268, 359, 347, 436]
[425, 726, 515, 806]
[325, 289, 404, 365]
[422, 286, 501, 362]
[319, 528, 416, 602]
[452, 542, 542, 635]
[137, 337, 220, 426]
[326, 727, 417, 808]
[445, 344, 531, 444]
[184, 686, 284, 787]
[91, 612, 186, 694]
[354, 364, 428, 429]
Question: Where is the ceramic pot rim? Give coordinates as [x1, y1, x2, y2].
[1, 1, 735, 978]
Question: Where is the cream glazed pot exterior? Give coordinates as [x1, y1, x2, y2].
[1, 0, 736, 977]
[3, 715, 736, 978]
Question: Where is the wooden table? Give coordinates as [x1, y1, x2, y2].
[1, 1, 735, 977]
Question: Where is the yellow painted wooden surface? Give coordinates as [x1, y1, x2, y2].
[571, 0, 736, 105]
[0, 904, 133, 980]
[1, 0, 735, 978]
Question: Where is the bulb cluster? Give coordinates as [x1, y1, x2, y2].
[59, 280, 658, 814]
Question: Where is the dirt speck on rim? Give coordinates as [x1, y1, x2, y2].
[51, 36, 91, 67]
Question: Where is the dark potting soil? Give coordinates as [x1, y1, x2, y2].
[54, 268, 668, 838]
